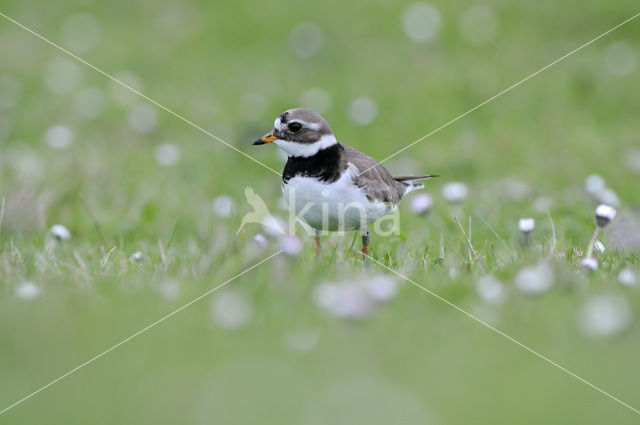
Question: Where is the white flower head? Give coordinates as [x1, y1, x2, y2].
[442, 182, 468, 203]
[349, 97, 378, 126]
[279, 235, 303, 256]
[15, 281, 40, 300]
[449, 267, 459, 280]
[289, 23, 324, 58]
[618, 268, 637, 287]
[595, 204, 616, 228]
[129, 250, 144, 264]
[45, 125, 74, 150]
[476, 275, 506, 304]
[578, 294, 632, 338]
[364, 275, 398, 302]
[210, 289, 253, 330]
[410, 193, 434, 215]
[154, 143, 180, 167]
[44, 57, 81, 94]
[212, 195, 237, 218]
[127, 103, 158, 134]
[584, 174, 606, 195]
[515, 263, 554, 295]
[60, 13, 102, 53]
[581, 257, 598, 271]
[518, 217, 535, 234]
[313, 281, 374, 319]
[253, 233, 268, 247]
[402, 2, 442, 43]
[604, 41, 638, 77]
[50, 224, 71, 241]
[157, 279, 180, 301]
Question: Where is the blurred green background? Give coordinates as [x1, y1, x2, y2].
[1, 0, 640, 424]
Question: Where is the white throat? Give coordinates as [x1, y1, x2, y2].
[273, 134, 338, 158]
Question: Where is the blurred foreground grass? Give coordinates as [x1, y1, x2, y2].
[1, 0, 640, 424]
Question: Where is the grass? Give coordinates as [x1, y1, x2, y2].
[1, 0, 640, 423]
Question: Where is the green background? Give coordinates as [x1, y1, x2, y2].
[1, 0, 639, 424]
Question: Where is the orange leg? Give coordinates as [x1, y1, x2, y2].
[314, 230, 322, 257]
[361, 232, 370, 257]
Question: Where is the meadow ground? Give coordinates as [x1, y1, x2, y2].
[1, 0, 640, 424]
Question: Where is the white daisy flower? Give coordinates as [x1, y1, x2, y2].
[595, 204, 616, 228]
[279, 235, 303, 256]
[410, 193, 434, 215]
[518, 218, 535, 234]
[581, 257, 598, 271]
[50, 224, 71, 241]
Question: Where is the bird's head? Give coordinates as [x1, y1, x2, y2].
[253, 108, 337, 158]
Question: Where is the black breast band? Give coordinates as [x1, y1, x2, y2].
[282, 143, 344, 183]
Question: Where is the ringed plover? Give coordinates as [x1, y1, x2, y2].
[254, 108, 435, 255]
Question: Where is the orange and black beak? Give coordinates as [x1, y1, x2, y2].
[253, 131, 277, 145]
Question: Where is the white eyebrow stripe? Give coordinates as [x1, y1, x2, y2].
[274, 118, 320, 132]
[293, 120, 320, 131]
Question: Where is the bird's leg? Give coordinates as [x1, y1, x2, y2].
[361, 230, 370, 257]
[314, 229, 322, 256]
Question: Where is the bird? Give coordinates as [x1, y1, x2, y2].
[253, 108, 436, 256]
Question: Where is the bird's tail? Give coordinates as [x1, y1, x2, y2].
[393, 174, 439, 182]
[394, 174, 439, 196]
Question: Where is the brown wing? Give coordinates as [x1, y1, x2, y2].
[341, 145, 407, 204]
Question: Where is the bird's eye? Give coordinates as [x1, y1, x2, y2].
[288, 122, 303, 133]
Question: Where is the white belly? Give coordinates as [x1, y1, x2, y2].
[282, 168, 393, 231]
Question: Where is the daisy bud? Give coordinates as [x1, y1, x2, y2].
[581, 257, 598, 271]
[594, 240, 605, 253]
[518, 218, 535, 234]
[595, 204, 616, 228]
[129, 251, 144, 264]
[50, 224, 71, 241]
[410, 193, 433, 215]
